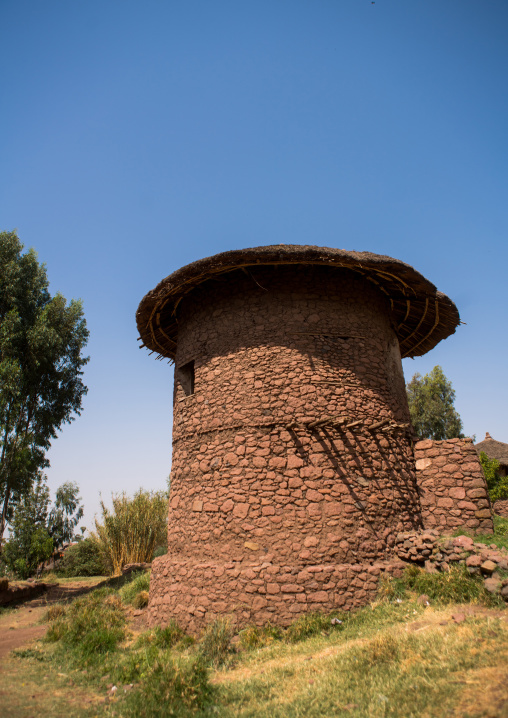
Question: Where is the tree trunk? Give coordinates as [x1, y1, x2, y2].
[0, 485, 11, 546]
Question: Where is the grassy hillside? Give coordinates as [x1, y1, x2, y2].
[1, 564, 507, 718]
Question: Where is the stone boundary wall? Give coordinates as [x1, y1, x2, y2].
[415, 438, 493, 535]
[148, 556, 405, 633]
[0, 580, 47, 606]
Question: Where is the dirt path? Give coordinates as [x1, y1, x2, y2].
[0, 579, 105, 661]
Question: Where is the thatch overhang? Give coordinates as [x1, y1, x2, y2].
[136, 245, 460, 362]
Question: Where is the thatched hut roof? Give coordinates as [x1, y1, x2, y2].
[136, 245, 460, 361]
[475, 433, 508, 467]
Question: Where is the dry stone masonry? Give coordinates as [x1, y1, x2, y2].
[394, 530, 508, 601]
[136, 245, 493, 632]
[414, 438, 493, 534]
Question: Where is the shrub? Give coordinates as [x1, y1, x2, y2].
[197, 618, 234, 667]
[494, 514, 508, 536]
[94, 489, 167, 575]
[479, 451, 508, 502]
[57, 537, 107, 577]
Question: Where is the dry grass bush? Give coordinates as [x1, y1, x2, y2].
[93, 489, 167, 575]
[198, 617, 235, 667]
[43, 604, 66, 622]
[133, 589, 149, 608]
[239, 623, 283, 650]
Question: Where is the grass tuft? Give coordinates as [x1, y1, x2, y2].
[379, 564, 504, 606]
[239, 623, 283, 650]
[198, 617, 235, 667]
[43, 604, 66, 622]
[133, 589, 149, 608]
[119, 570, 150, 605]
[45, 586, 126, 662]
[285, 611, 343, 643]
[120, 655, 213, 717]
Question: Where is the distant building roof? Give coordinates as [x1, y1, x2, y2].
[475, 433, 508, 466]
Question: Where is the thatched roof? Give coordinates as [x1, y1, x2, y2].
[475, 433, 508, 467]
[136, 245, 460, 361]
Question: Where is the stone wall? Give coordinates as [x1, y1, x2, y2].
[493, 500, 508, 518]
[415, 438, 493, 534]
[169, 266, 421, 568]
[147, 557, 405, 633]
[146, 266, 494, 633]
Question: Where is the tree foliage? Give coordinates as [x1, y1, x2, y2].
[48, 481, 84, 549]
[0, 231, 89, 541]
[406, 365, 464, 441]
[57, 537, 107, 577]
[2, 473, 54, 578]
[479, 452, 508, 503]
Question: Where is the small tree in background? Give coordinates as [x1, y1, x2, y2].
[406, 365, 464, 441]
[2, 473, 53, 578]
[94, 489, 168, 575]
[479, 452, 508, 504]
[47, 481, 84, 549]
[57, 537, 107, 577]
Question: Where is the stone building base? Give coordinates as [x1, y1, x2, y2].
[147, 556, 405, 633]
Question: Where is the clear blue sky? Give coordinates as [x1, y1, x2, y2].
[1, 1, 507, 532]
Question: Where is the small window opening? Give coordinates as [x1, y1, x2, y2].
[177, 360, 195, 396]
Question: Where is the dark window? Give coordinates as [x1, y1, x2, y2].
[177, 360, 195, 396]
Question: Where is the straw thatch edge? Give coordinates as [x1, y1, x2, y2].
[136, 245, 460, 361]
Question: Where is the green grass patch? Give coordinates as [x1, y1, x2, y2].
[197, 617, 235, 667]
[135, 621, 192, 651]
[45, 586, 126, 664]
[379, 564, 504, 606]
[118, 570, 150, 605]
[238, 623, 283, 650]
[119, 655, 213, 717]
[214, 616, 508, 717]
[10, 553, 507, 717]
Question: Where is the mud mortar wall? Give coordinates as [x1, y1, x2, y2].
[415, 438, 494, 534]
[169, 266, 422, 568]
[147, 558, 405, 633]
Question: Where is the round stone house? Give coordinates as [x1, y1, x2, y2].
[136, 245, 460, 631]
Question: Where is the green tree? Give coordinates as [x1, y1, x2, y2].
[2, 473, 54, 578]
[0, 231, 89, 543]
[47, 481, 84, 549]
[406, 365, 464, 441]
[479, 452, 508, 503]
[57, 537, 107, 577]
